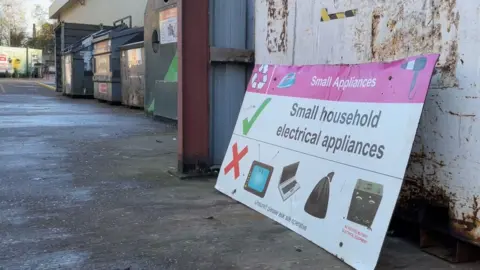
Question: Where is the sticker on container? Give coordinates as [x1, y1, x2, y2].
[128, 48, 143, 67]
[99, 83, 108, 94]
[159, 7, 178, 44]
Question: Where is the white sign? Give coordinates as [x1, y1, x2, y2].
[159, 7, 178, 45]
[215, 55, 439, 270]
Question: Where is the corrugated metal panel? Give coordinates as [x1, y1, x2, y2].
[255, 0, 480, 246]
[209, 0, 254, 165]
[246, 0, 255, 51]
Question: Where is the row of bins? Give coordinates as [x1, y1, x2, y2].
[62, 16, 145, 109]
[62, 28, 110, 97]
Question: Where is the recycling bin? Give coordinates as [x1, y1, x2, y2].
[92, 16, 144, 103]
[62, 28, 110, 97]
[144, 0, 178, 119]
[120, 41, 145, 108]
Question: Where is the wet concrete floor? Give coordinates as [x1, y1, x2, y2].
[0, 79, 479, 269]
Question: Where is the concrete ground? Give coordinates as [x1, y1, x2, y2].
[0, 79, 478, 270]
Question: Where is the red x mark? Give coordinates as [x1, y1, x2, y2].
[224, 143, 249, 180]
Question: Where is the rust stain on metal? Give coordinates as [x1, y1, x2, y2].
[370, 9, 381, 59]
[434, 100, 444, 113]
[398, 177, 454, 210]
[402, 147, 480, 244]
[439, 39, 459, 87]
[451, 196, 480, 241]
[399, 150, 452, 219]
[368, 0, 459, 88]
[444, 0, 459, 32]
[409, 151, 446, 167]
[387, 19, 397, 31]
[370, 4, 440, 62]
[409, 151, 426, 163]
[447, 111, 476, 118]
[437, 0, 460, 87]
[266, 0, 288, 53]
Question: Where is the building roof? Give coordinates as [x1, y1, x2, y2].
[49, 0, 74, 19]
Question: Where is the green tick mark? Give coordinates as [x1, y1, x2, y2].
[242, 98, 272, 136]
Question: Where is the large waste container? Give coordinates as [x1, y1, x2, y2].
[54, 23, 110, 92]
[120, 41, 145, 108]
[62, 29, 110, 97]
[253, 0, 480, 264]
[144, 0, 178, 120]
[92, 16, 144, 103]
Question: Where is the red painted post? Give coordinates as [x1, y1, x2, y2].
[177, 0, 210, 173]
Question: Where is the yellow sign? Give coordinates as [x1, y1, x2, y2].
[94, 40, 111, 55]
[12, 58, 21, 70]
[127, 48, 143, 67]
[95, 54, 110, 75]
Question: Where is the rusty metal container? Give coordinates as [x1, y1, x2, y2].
[61, 29, 109, 97]
[254, 0, 480, 247]
[120, 41, 145, 108]
[92, 16, 144, 103]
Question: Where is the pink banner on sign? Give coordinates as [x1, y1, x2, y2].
[248, 54, 439, 104]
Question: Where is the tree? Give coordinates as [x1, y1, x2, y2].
[9, 30, 26, 47]
[27, 22, 55, 52]
[32, 4, 49, 24]
[0, 0, 27, 46]
[26, 4, 56, 52]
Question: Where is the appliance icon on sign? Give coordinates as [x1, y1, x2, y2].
[401, 57, 427, 100]
[277, 72, 296, 88]
[251, 64, 269, 90]
[244, 161, 274, 198]
[304, 172, 334, 219]
[278, 162, 301, 201]
[347, 179, 383, 229]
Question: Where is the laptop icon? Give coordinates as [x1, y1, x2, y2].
[278, 162, 301, 201]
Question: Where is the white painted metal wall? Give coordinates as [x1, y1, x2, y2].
[255, 0, 480, 243]
[50, 0, 148, 27]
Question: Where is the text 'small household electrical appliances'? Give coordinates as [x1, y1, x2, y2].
[215, 54, 439, 270]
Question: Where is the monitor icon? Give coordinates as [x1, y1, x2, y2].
[244, 161, 274, 198]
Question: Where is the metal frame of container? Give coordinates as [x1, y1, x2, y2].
[92, 16, 144, 103]
[120, 41, 145, 108]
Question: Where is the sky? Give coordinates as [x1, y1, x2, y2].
[24, 0, 52, 36]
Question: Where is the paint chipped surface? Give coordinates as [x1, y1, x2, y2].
[362, 0, 460, 88]
[404, 85, 480, 246]
[266, 0, 289, 53]
[369, 3, 437, 62]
